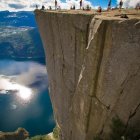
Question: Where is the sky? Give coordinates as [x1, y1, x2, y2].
[0, 0, 140, 11]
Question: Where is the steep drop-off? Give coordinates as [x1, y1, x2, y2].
[35, 10, 140, 140]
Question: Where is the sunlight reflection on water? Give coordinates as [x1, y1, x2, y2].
[0, 76, 33, 103]
[14, 83, 33, 101]
[0, 59, 55, 136]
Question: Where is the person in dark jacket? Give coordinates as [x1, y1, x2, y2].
[119, 0, 123, 9]
[80, 0, 82, 9]
[107, 0, 111, 10]
[41, 5, 45, 10]
[55, 0, 57, 10]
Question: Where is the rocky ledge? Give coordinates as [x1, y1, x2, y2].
[35, 9, 140, 140]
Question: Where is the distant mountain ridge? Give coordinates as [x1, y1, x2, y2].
[0, 11, 36, 27]
[0, 11, 44, 58]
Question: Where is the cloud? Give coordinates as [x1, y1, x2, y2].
[0, 0, 94, 11]
[9, 4, 26, 9]
[0, 61, 48, 96]
[117, 0, 140, 8]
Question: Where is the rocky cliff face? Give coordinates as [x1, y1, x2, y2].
[0, 128, 29, 140]
[35, 10, 140, 140]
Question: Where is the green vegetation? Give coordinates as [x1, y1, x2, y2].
[29, 135, 47, 140]
[110, 117, 139, 140]
[29, 126, 60, 140]
[0, 27, 44, 58]
[93, 136, 103, 140]
[94, 117, 140, 140]
[110, 117, 126, 140]
[53, 126, 60, 139]
[29, 134, 53, 140]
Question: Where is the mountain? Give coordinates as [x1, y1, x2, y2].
[35, 10, 140, 140]
[0, 11, 36, 27]
[0, 11, 44, 58]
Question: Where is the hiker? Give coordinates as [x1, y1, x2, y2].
[97, 6, 102, 13]
[55, 0, 57, 10]
[41, 5, 45, 10]
[36, 5, 38, 9]
[120, 14, 128, 18]
[86, 5, 91, 11]
[135, 3, 140, 11]
[107, 0, 111, 11]
[49, 6, 52, 10]
[80, 0, 82, 9]
[119, 0, 123, 9]
[57, 6, 61, 10]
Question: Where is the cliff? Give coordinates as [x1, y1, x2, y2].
[0, 128, 29, 140]
[35, 10, 140, 140]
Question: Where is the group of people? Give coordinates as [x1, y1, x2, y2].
[107, 0, 123, 11]
[135, 3, 140, 10]
[70, 1, 91, 11]
[36, 0, 140, 13]
[36, 0, 59, 10]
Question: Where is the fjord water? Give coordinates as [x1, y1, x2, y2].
[0, 11, 55, 136]
[0, 58, 55, 136]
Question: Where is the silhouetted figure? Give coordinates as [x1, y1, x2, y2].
[107, 0, 111, 10]
[55, 0, 58, 10]
[36, 5, 38, 9]
[135, 3, 140, 11]
[80, 0, 82, 9]
[120, 14, 128, 19]
[49, 6, 52, 10]
[71, 5, 75, 10]
[58, 6, 61, 10]
[86, 5, 91, 11]
[41, 5, 45, 10]
[97, 6, 102, 13]
[119, 0, 123, 9]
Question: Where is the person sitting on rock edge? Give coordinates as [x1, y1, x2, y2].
[86, 5, 91, 11]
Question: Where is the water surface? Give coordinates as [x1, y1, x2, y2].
[0, 58, 55, 136]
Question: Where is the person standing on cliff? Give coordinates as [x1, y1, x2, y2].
[135, 3, 140, 11]
[80, 0, 82, 9]
[107, 0, 111, 11]
[119, 0, 123, 9]
[41, 5, 45, 10]
[97, 6, 102, 13]
[36, 5, 38, 9]
[55, 0, 57, 9]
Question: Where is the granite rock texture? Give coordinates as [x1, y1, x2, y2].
[35, 10, 140, 140]
[0, 128, 29, 140]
